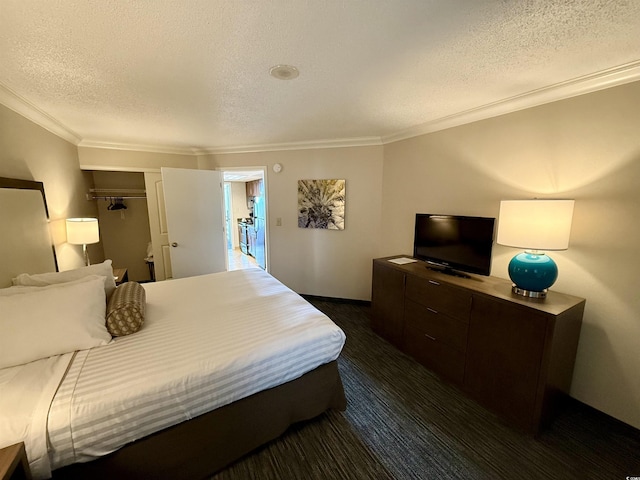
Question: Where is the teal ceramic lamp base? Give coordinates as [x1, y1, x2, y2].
[508, 251, 558, 299]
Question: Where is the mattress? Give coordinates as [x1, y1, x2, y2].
[46, 268, 345, 474]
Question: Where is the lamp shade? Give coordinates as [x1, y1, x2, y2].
[66, 218, 100, 245]
[497, 200, 574, 251]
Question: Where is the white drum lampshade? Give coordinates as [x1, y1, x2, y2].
[66, 218, 100, 265]
[497, 200, 574, 298]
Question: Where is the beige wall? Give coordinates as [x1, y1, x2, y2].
[0, 104, 102, 270]
[199, 146, 384, 300]
[381, 80, 640, 430]
[91, 171, 152, 282]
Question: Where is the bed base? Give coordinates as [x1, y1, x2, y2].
[52, 360, 346, 480]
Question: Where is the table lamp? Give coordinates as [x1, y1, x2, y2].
[497, 199, 574, 298]
[66, 218, 100, 266]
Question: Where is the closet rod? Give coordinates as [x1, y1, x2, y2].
[87, 188, 147, 200]
[88, 195, 147, 200]
[90, 188, 146, 194]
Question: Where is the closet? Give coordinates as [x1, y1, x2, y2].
[90, 171, 152, 282]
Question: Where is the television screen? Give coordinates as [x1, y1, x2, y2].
[413, 214, 495, 277]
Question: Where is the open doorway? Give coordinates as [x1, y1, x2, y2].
[221, 168, 268, 272]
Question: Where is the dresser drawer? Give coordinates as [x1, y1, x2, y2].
[405, 275, 472, 322]
[403, 319, 466, 384]
[404, 299, 468, 352]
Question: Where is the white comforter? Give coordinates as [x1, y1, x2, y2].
[2, 268, 345, 479]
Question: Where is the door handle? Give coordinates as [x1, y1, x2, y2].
[171, 242, 178, 247]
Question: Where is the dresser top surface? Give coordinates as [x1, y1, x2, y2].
[375, 256, 585, 315]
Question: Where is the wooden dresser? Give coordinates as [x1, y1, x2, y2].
[371, 256, 585, 433]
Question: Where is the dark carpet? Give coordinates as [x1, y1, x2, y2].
[212, 298, 640, 480]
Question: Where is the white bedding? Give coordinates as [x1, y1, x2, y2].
[41, 268, 346, 476]
[0, 353, 73, 479]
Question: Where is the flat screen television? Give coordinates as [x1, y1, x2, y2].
[413, 214, 495, 277]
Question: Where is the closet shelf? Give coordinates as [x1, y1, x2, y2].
[87, 188, 147, 200]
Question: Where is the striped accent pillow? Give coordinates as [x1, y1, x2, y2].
[106, 282, 146, 337]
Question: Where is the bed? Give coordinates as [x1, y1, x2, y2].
[0, 176, 347, 480]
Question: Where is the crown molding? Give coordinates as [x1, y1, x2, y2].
[382, 60, 640, 145]
[0, 83, 82, 145]
[195, 136, 383, 155]
[77, 139, 199, 156]
[78, 164, 161, 173]
[3, 61, 639, 154]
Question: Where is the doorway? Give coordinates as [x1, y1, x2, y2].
[223, 183, 233, 250]
[221, 168, 268, 272]
[98, 167, 268, 281]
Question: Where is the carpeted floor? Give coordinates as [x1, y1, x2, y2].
[212, 297, 640, 480]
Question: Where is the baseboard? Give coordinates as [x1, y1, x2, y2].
[301, 294, 371, 307]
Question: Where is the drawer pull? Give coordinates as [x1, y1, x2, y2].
[427, 307, 438, 314]
[424, 334, 436, 341]
[428, 280, 440, 286]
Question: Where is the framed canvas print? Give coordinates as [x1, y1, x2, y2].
[298, 179, 345, 230]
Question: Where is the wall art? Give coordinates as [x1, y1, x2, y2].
[297, 179, 345, 230]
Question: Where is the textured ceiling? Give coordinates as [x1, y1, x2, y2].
[1, 0, 639, 154]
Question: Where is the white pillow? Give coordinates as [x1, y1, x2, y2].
[0, 285, 33, 296]
[12, 259, 117, 299]
[0, 275, 102, 296]
[0, 275, 111, 369]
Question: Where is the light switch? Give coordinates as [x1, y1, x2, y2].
[276, 217, 282, 226]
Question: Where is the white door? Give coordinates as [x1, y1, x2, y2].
[161, 167, 227, 278]
[144, 172, 172, 280]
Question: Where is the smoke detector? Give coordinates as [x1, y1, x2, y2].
[269, 65, 299, 80]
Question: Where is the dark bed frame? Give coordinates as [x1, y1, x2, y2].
[52, 361, 346, 480]
[0, 177, 347, 480]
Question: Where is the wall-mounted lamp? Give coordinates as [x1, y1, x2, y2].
[497, 199, 574, 298]
[66, 218, 100, 266]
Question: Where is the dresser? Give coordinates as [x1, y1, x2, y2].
[371, 256, 585, 433]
